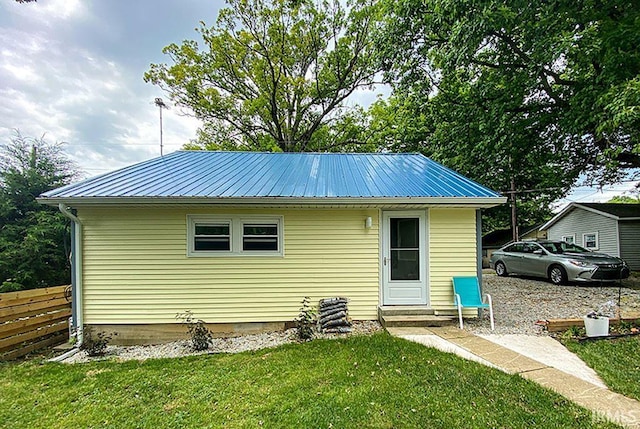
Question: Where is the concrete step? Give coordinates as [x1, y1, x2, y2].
[378, 306, 435, 317]
[380, 314, 456, 328]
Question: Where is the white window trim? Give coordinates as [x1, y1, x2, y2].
[561, 234, 575, 244]
[187, 215, 284, 257]
[582, 232, 599, 250]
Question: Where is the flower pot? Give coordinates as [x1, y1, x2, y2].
[583, 316, 609, 337]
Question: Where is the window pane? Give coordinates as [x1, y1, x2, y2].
[243, 237, 278, 251]
[195, 237, 230, 251]
[243, 224, 277, 236]
[242, 223, 279, 251]
[391, 250, 419, 280]
[506, 243, 523, 253]
[194, 223, 230, 252]
[195, 224, 229, 236]
[390, 218, 418, 249]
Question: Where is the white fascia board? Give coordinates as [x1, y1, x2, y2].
[572, 203, 621, 220]
[541, 202, 622, 231]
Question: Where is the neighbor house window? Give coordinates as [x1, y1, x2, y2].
[561, 235, 575, 244]
[583, 232, 598, 250]
[188, 215, 283, 256]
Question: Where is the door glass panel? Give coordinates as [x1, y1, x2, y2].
[391, 218, 418, 248]
[391, 250, 419, 280]
[390, 218, 420, 281]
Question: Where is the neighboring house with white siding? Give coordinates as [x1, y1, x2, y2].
[541, 203, 640, 270]
[38, 151, 505, 344]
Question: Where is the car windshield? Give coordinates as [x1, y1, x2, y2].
[541, 242, 590, 255]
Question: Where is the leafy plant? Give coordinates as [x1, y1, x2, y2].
[80, 327, 114, 357]
[294, 297, 317, 341]
[176, 310, 213, 351]
[616, 320, 635, 334]
[0, 281, 23, 293]
[560, 325, 583, 340]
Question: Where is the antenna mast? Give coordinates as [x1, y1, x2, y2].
[154, 98, 168, 156]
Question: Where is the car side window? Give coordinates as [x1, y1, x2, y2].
[504, 243, 523, 253]
[522, 243, 539, 253]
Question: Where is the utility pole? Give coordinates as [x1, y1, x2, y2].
[154, 98, 168, 156]
[510, 176, 518, 242]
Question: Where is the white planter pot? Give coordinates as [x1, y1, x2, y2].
[583, 316, 609, 337]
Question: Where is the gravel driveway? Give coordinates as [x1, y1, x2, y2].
[466, 273, 640, 335]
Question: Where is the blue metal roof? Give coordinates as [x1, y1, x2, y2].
[41, 151, 502, 201]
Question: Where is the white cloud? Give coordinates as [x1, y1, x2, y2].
[11, 0, 86, 23]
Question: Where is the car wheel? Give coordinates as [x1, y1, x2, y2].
[495, 261, 508, 277]
[549, 265, 567, 285]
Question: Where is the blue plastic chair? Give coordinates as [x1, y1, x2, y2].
[452, 276, 495, 331]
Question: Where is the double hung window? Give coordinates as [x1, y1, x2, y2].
[583, 232, 598, 250]
[188, 215, 283, 256]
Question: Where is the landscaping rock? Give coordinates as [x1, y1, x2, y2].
[62, 320, 382, 364]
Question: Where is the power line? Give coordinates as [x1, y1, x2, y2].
[63, 142, 186, 147]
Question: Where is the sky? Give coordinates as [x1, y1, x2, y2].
[0, 0, 637, 206]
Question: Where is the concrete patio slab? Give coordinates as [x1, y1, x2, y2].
[521, 367, 640, 429]
[444, 335, 548, 373]
[479, 334, 606, 387]
[425, 326, 474, 339]
[385, 327, 435, 336]
[400, 334, 499, 369]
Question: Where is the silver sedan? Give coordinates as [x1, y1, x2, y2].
[489, 241, 629, 285]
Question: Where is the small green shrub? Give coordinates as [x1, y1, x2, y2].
[564, 325, 583, 338]
[294, 297, 317, 341]
[0, 281, 23, 293]
[177, 310, 213, 351]
[80, 327, 114, 357]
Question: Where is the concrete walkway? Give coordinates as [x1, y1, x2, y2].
[387, 326, 640, 429]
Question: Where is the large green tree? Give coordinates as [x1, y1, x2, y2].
[0, 132, 78, 292]
[608, 194, 640, 204]
[364, 93, 564, 231]
[145, 0, 380, 152]
[375, 0, 640, 230]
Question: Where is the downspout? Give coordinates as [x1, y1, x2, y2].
[58, 203, 83, 347]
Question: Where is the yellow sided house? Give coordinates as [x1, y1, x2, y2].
[39, 151, 505, 343]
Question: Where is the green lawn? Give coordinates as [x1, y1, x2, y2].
[564, 335, 640, 401]
[0, 333, 620, 429]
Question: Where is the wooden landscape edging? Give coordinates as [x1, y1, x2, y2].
[0, 285, 71, 360]
[543, 317, 640, 333]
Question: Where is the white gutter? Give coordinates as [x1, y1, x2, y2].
[58, 203, 83, 346]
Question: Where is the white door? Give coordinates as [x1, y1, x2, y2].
[382, 211, 428, 305]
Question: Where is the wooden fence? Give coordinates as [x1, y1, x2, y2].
[0, 285, 71, 360]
